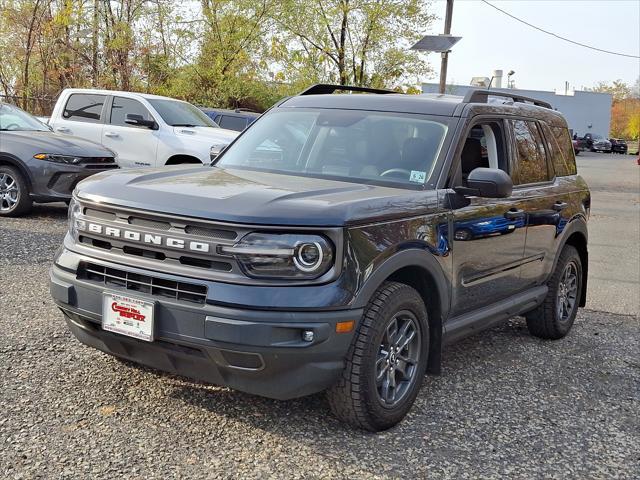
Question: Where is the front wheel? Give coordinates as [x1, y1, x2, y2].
[0, 166, 32, 217]
[526, 245, 583, 339]
[327, 281, 429, 431]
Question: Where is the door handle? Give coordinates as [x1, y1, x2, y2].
[504, 208, 526, 219]
[553, 201, 568, 211]
[104, 131, 119, 138]
[56, 126, 70, 132]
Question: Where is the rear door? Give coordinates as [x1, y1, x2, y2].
[52, 93, 106, 143]
[101, 96, 159, 168]
[506, 119, 560, 287]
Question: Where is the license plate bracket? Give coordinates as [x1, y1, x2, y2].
[102, 292, 155, 342]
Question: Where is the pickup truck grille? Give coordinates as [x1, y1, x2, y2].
[74, 202, 252, 283]
[78, 262, 208, 305]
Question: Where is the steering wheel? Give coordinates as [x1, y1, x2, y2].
[380, 168, 410, 179]
[2, 123, 20, 131]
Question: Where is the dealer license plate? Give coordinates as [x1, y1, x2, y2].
[102, 292, 155, 342]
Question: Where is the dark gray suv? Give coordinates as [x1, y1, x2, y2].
[0, 102, 117, 216]
[50, 85, 590, 431]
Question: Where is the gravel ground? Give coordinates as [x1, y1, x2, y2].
[1, 205, 639, 479]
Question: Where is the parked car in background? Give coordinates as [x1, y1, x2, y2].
[48, 89, 238, 168]
[609, 138, 627, 154]
[199, 107, 260, 132]
[572, 138, 583, 155]
[0, 102, 117, 217]
[582, 133, 611, 153]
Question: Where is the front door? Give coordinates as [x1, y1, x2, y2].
[101, 96, 159, 168]
[449, 120, 528, 317]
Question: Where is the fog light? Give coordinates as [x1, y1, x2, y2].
[302, 330, 314, 342]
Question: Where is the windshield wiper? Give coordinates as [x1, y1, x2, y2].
[171, 123, 200, 127]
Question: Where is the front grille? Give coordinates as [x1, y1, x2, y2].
[78, 262, 208, 305]
[129, 217, 171, 231]
[184, 225, 237, 240]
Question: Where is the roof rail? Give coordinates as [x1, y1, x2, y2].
[298, 84, 396, 96]
[463, 89, 552, 109]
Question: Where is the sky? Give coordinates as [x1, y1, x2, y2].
[423, 0, 640, 92]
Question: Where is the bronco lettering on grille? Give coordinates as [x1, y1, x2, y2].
[78, 221, 211, 253]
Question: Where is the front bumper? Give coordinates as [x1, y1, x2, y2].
[50, 253, 363, 400]
[29, 162, 118, 203]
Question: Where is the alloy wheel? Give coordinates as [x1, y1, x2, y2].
[375, 311, 421, 407]
[0, 172, 19, 212]
[557, 261, 578, 322]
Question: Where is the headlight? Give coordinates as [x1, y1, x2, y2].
[34, 153, 83, 164]
[220, 233, 334, 279]
[68, 197, 83, 238]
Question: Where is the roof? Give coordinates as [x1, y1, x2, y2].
[61, 88, 182, 102]
[199, 107, 260, 118]
[281, 93, 463, 116]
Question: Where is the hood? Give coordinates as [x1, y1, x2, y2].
[172, 126, 238, 144]
[1, 130, 114, 157]
[76, 167, 439, 227]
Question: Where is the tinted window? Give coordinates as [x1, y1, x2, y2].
[546, 125, 577, 176]
[511, 120, 550, 184]
[217, 109, 450, 188]
[219, 115, 247, 131]
[63, 94, 105, 123]
[110, 97, 153, 127]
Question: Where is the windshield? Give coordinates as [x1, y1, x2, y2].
[0, 103, 49, 132]
[147, 99, 218, 127]
[216, 109, 449, 187]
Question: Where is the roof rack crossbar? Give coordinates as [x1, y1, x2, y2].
[463, 89, 552, 109]
[298, 84, 396, 96]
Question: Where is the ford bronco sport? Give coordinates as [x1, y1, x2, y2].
[50, 85, 590, 431]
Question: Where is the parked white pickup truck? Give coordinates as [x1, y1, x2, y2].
[48, 89, 239, 167]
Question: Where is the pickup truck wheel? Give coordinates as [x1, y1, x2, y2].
[526, 245, 582, 340]
[0, 166, 32, 217]
[327, 281, 428, 431]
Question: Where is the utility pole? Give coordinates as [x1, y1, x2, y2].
[439, 0, 455, 94]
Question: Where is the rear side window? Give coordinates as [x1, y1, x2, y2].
[547, 125, 577, 176]
[219, 115, 247, 131]
[109, 97, 154, 127]
[510, 119, 550, 184]
[63, 94, 106, 123]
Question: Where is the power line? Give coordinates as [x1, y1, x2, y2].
[480, 0, 640, 59]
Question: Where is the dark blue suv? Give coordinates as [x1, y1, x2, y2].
[199, 108, 260, 132]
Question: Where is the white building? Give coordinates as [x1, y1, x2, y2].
[421, 82, 613, 137]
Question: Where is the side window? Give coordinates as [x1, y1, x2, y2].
[62, 94, 106, 123]
[546, 125, 577, 176]
[219, 115, 247, 131]
[510, 120, 550, 184]
[460, 120, 508, 183]
[109, 97, 153, 127]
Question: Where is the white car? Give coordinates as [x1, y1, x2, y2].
[48, 89, 239, 168]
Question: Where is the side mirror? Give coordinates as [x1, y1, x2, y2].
[125, 113, 157, 129]
[454, 167, 513, 198]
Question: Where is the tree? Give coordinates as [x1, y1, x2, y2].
[587, 79, 632, 101]
[270, 0, 435, 90]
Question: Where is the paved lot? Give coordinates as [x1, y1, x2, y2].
[1, 153, 638, 479]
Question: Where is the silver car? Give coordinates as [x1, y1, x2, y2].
[0, 102, 118, 216]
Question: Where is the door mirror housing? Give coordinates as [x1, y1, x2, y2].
[454, 167, 513, 198]
[125, 113, 157, 129]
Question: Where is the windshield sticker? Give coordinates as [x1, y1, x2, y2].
[410, 171, 426, 183]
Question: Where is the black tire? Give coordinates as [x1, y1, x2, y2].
[0, 165, 32, 217]
[526, 245, 583, 340]
[327, 281, 429, 431]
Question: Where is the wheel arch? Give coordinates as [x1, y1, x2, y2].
[553, 218, 588, 307]
[164, 154, 204, 166]
[352, 249, 450, 375]
[0, 154, 33, 188]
